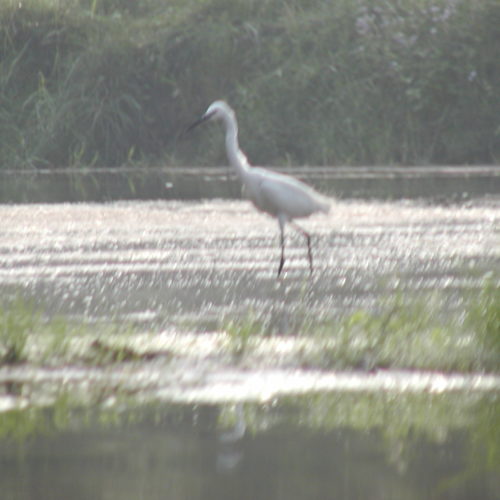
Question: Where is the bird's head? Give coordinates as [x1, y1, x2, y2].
[185, 100, 234, 133]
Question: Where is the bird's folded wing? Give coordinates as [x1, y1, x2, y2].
[258, 175, 322, 219]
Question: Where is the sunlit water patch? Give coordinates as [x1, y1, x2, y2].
[0, 199, 498, 326]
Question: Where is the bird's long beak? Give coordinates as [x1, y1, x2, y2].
[185, 110, 215, 134]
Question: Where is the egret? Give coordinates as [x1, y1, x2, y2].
[186, 100, 330, 277]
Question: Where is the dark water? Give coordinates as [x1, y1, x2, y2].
[0, 166, 499, 203]
[0, 398, 498, 500]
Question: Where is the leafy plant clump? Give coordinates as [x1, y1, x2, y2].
[223, 282, 500, 373]
[223, 309, 267, 359]
[0, 297, 76, 365]
[0, 296, 134, 368]
[328, 283, 500, 372]
[465, 280, 500, 365]
[0, 297, 38, 364]
[0, 0, 499, 169]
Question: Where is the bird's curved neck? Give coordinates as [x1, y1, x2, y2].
[222, 115, 250, 181]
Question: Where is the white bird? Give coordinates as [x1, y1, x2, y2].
[186, 100, 330, 277]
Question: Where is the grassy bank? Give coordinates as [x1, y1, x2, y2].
[1, 0, 499, 168]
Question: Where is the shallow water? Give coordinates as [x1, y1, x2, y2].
[0, 198, 498, 326]
[0, 397, 498, 500]
[0, 172, 499, 499]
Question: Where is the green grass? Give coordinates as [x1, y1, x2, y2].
[465, 279, 500, 361]
[1, 0, 499, 168]
[0, 297, 87, 366]
[222, 284, 500, 373]
[0, 297, 38, 364]
[323, 289, 500, 372]
[223, 308, 267, 358]
[0, 297, 137, 367]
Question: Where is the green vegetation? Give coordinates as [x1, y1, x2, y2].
[322, 289, 500, 372]
[223, 308, 266, 358]
[0, 283, 498, 441]
[465, 279, 500, 360]
[1, 0, 498, 169]
[0, 296, 137, 367]
[0, 392, 77, 442]
[0, 297, 37, 364]
[0, 297, 82, 365]
[1, 281, 498, 374]
[223, 284, 500, 373]
[314, 287, 500, 372]
[271, 392, 500, 476]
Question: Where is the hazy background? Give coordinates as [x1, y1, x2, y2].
[1, 0, 499, 169]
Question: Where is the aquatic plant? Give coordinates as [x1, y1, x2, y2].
[323, 284, 500, 372]
[465, 278, 500, 368]
[223, 309, 267, 358]
[0, 297, 38, 364]
[223, 281, 500, 373]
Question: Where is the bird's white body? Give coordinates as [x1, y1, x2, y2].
[186, 100, 329, 276]
[243, 166, 329, 221]
[214, 101, 329, 222]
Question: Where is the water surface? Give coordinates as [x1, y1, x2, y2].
[0, 198, 498, 325]
[1, 168, 498, 500]
[1, 396, 498, 500]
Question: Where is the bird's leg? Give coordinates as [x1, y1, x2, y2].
[290, 222, 313, 275]
[277, 218, 286, 278]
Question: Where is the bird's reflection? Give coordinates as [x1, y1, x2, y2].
[216, 404, 246, 474]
